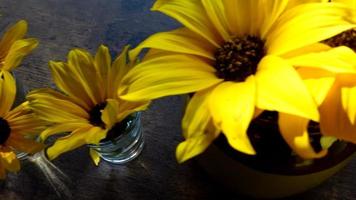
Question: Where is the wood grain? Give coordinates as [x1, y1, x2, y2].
[0, 0, 355, 199]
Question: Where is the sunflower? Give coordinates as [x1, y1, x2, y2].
[0, 20, 38, 72]
[0, 70, 45, 179]
[120, 0, 356, 163]
[27, 45, 149, 165]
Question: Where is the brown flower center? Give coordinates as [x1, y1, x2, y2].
[0, 118, 11, 145]
[324, 29, 356, 51]
[88, 102, 107, 128]
[214, 35, 266, 82]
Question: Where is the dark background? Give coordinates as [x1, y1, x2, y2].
[0, 0, 355, 199]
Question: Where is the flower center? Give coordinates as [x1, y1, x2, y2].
[0, 118, 11, 145]
[89, 102, 107, 128]
[324, 29, 356, 51]
[214, 35, 265, 82]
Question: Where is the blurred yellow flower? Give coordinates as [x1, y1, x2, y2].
[27, 45, 149, 165]
[0, 70, 45, 179]
[0, 20, 38, 71]
[120, 0, 356, 163]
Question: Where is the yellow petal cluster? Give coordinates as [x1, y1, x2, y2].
[28, 45, 149, 165]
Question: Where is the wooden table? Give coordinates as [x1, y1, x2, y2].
[0, 0, 355, 199]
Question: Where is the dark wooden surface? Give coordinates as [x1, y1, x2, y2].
[0, 0, 355, 199]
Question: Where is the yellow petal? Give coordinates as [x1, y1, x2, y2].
[287, 46, 356, 73]
[121, 52, 222, 101]
[2, 38, 38, 71]
[260, 0, 289, 38]
[152, 0, 222, 47]
[176, 120, 219, 163]
[0, 20, 27, 59]
[255, 56, 319, 121]
[89, 148, 101, 166]
[282, 43, 331, 58]
[40, 122, 88, 141]
[67, 49, 104, 104]
[6, 135, 44, 154]
[319, 75, 356, 143]
[297, 68, 335, 80]
[209, 78, 256, 155]
[116, 100, 149, 123]
[95, 45, 111, 98]
[223, 0, 263, 36]
[4, 101, 30, 120]
[0, 71, 16, 116]
[46, 126, 106, 160]
[49, 61, 93, 110]
[27, 89, 89, 124]
[332, 0, 356, 8]
[201, 0, 230, 40]
[267, 3, 356, 55]
[286, 0, 329, 10]
[101, 99, 119, 129]
[341, 86, 356, 124]
[182, 88, 212, 139]
[222, 0, 240, 35]
[129, 28, 215, 61]
[279, 113, 327, 159]
[29, 102, 87, 124]
[109, 45, 130, 98]
[27, 88, 89, 118]
[304, 77, 335, 106]
[8, 113, 46, 136]
[0, 151, 20, 172]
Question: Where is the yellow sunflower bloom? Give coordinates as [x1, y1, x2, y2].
[27, 45, 149, 165]
[0, 20, 38, 71]
[120, 0, 356, 163]
[0, 70, 45, 179]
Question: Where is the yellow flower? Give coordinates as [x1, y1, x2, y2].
[0, 70, 45, 179]
[27, 45, 149, 165]
[120, 0, 356, 163]
[0, 20, 38, 71]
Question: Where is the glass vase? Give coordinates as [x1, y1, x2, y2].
[88, 112, 144, 164]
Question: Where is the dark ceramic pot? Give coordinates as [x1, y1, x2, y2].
[195, 111, 356, 199]
[197, 138, 355, 199]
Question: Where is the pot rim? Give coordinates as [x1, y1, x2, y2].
[213, 136, 356, 176]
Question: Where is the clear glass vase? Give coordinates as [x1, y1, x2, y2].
[88, 112, 144, 164]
